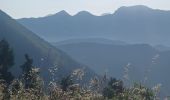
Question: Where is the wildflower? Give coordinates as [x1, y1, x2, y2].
[31, 67, 40, 73]
[152, 84, 162, 94]
[72, 68, 85, 80]
[123, 63, 131, 82]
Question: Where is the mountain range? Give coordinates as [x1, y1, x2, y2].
[18, 5, 170, 46]
[10, 5, 170, 95]
[53, 39, 170, 96]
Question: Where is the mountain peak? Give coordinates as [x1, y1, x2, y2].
[0, 10, 12, 21]
[55, 10, 70, 16]
[118, 5, 151, 10]
[75, 11, 94, 16]
[114, 5, 152, 14]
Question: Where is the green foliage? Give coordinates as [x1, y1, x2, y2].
[20, 54, 33, 75]
[20, 54, 34, 89]
[29, 68, 43, 90]
[20, 54, 44, 96]
[0, 39, 160, 100]
[60, 75, 73, 91]
[0, 39, 14, 84]
[102, 77, 124, 99]
[10, 79, 23, 95]
[102, 78, 155, 100]
[125, 83, 155, 100]
[0, 68, 158, 100]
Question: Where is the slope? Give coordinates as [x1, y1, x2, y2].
[53, 41, 170, 95]
[0, 10, 95, 82]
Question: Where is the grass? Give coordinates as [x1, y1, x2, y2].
[0, 66, 165, 100]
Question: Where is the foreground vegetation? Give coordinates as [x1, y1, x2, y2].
[0, 39, 167, 100]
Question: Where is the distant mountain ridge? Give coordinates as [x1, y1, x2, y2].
[53, 40, 170, 96]
[0, 10, 95, 82]
[52, 38, 127, 46]
[18, 5, 170, 46]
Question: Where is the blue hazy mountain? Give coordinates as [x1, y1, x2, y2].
[154, 45, 170, 51]
[53, 41, 170, 95]
[18, 5, 170, 46]
[16, 5, 170, 95]
[0, 10, 95, 82]
[52, 38, 127, 46]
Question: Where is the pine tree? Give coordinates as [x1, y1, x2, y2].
[102, 77, 124, 99]
[20, 54, 34, 88]
[20, 54, 43, 91]
[60, 75, 73, 91]
[0, 39, 14, 84]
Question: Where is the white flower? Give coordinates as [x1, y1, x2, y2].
[72, 68, 85, 80]
[31, 68, 40, 73]
[152, 83, 162, 94]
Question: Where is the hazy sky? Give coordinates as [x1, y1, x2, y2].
[0, 0, 169, 19]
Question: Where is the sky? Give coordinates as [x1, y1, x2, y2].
[0, 0, 170, 19]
